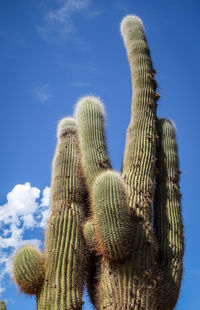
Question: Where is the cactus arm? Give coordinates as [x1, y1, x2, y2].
[121, 16, 158, 237]
[75, 96, 111, 188]
[96, 16, 161, 309]
[91, 170, 134, 261]
[13, 245, 45, 295]
[154, 119, 184, 308]
[37, 118, 87, 310]
[0, 301, 6, 310]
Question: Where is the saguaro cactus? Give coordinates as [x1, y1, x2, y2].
[13, 15, 184, 310]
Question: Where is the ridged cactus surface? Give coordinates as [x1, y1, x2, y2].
[12, 15, 183, 310]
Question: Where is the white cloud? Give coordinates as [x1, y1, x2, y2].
[39, 186, 51, 228]
[0, 183, 51, 295]
[34, 84, 52, 103]
[0, 183, 40, 220]
[47, 0, 90, 23]
[40, 186, 51, 207]
[38, 0, 100, 43]
[40, 208, 51, 229]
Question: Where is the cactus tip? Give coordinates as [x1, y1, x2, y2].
[159, 118, 177, 136]
[74, 95, 106, 119]
[57, 117, 77, 139]
[94, 169, 125, 192]
[120, 15, 144, 37]
[95, 169, 120, 181]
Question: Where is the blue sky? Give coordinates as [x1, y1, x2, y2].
[0, 0, 200, 309]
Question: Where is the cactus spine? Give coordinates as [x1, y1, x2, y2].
[12, 15, 183, 310]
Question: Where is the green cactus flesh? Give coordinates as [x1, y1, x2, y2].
[12, 15, 183, 310]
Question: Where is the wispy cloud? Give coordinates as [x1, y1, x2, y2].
[0, 183, 51, 295]
[34, 84, 52, 103]
[38, 0, 100, 43]
[69, 81, 91, 87]
[115, 0, 132, 12]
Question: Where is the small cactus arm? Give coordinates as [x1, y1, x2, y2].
[13, 245, 45, 295]
[0, 301, 6, 310]
[76, 15, 184, 310]
[13, 118, 88, 309]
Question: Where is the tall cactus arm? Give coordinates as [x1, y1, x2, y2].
[154, 119, 184, 309]
[121, 15, 158, 238]
[37, 118, 87, 310]
[93, 16, 160, 310]
[13, 245, 45, 295]
[0, 301, 6, 310]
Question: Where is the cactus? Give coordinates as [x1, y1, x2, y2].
[12, 15, 183, 310]
[0, 301, 6, 310]
[14, 118, 88, 309]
